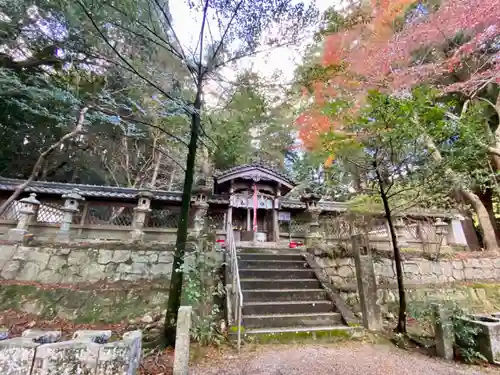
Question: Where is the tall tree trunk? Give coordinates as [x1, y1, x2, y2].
[163, 90, 202, 347]
[375, 164, 406, 334]
[0, 107, 88, 217]
[461, 189, 498, 251]
[476, 188, 500, 242]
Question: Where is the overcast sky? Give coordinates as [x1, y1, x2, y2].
[169, 0, 332, 84]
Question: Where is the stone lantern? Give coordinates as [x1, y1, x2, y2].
[56, 189, 84, 243]
[191, 180, 211, 238]
[300, 188, 323, 247]
[130, 189, 153, 242]
[435, 217, 449, 247]
[8, 193, 41, 242]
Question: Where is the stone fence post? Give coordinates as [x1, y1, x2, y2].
[56, 189, 84, 243]
[8, 193, 40, 242]
[352, 234, 382, 331]
[130, 189, 153, 242]
[173, 306, 192, 375]
[432, 303, 454, 360]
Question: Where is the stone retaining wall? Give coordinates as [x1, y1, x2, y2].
[0, 281, 169, 322]
[340, 283, 500, 317]
[0, 329, 141, 375]
[314, 252, 500, 290]
[0, 243, 174, 283]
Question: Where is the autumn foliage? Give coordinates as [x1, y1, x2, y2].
[296, 0, 500, 149]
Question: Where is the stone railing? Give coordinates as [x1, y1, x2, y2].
[0, 189, 227, 243]
[281, 213, 468, 252]
[0, 329, 142, 374]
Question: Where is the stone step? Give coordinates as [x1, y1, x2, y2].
[243, 289, 327, 302]
[243, 312, 343, 328]
[238, 253, 304, 261]
[240, 278, 322, 290]
[239, 269, 316, 279]
[239, 260, 309, 270]
[241, 325, 362, 344]
[243, 300, 335, 315]
[237, 247, 303, 255]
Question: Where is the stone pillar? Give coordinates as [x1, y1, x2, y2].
[56, 189, 84, 243]
[190, 184, 210, 239]
[8, 193, 40, 242]
[432, 303, 454, 360]
[352, 234, 383, 331]
[301, 191, 322, 248]
[130, 189, 153, 242]
[173, 306, 192, 375]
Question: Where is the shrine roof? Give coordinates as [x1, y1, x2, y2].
[214, 162, 295, 190]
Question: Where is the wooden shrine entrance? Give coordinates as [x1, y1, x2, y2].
[213, 163, 295, 243]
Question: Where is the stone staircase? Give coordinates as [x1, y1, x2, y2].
[237, 247, 357, 341]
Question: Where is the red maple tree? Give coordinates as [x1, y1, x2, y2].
[296, 0, 500, 148]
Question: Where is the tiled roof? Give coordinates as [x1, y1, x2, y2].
[0, 178, 229, 204]
[214, 162, 295, 186]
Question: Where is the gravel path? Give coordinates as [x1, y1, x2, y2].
[190, 343, 495, 375]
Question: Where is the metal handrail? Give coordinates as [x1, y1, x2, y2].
[226, 221, 243, 352]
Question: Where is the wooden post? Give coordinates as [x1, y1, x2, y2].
[78, 202, 89, 237]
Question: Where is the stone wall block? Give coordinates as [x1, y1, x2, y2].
[67, 251, 88, 265]
[46, 255, 68, 271]
[97, 250, 114, 265]
[0, 337, 39, 375]
[0, 245, 17, 269]
[452, 268, 464, 280]
[12, 247, 31, 261]
[96, 330, 142, 375]
[0, 260, 21, 279]
[158, 252, 174, 264]
[112, 250, 132, 263]
[32, 341, 100, 375]
[28, 251, 51, 270]
[17, 262, 41, 281]
[131, 252, 158, 264]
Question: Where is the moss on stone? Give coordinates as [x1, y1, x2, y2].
[0, 283, 169, 323]
[249, 328, 353, 344]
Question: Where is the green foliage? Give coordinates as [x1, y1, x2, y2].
[314, 4, 372, 41]
[408, 301, 487, 364]
[208, 71, 296, 170]
[178, 238, 224, 346]
[296, 63, 345, 94]
[322, 89, 447, 213]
